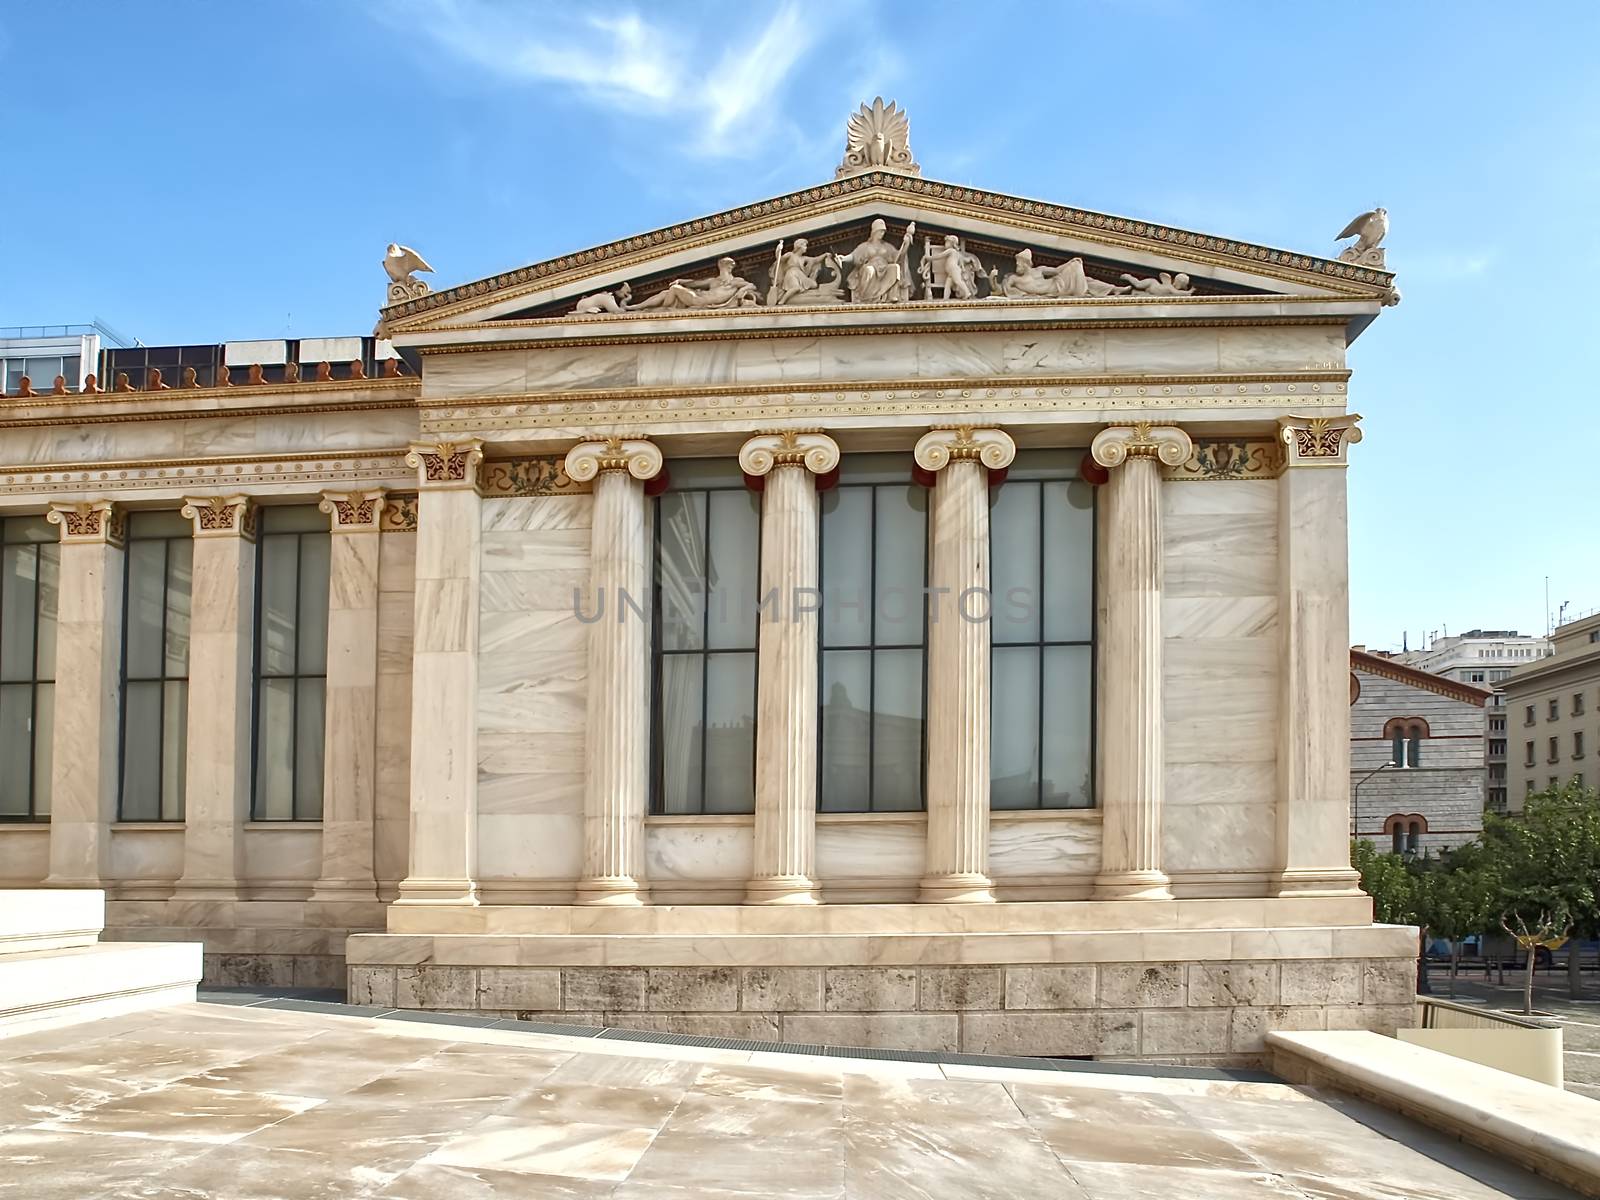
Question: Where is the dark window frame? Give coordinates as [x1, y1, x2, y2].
[0, 517, 57, 822]
[116, 516, 192, 821]
[249, 509, 330, 821]
[817, 467, 930, 814]
[648, 467, 762, 816]
[988, 458, 1097, 811]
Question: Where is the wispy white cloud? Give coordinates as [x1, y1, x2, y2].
[377, 0, 824, 160]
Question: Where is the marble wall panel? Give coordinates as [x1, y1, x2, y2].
[1164, 638, 1278, 767]
[646, 822, 755, 882]
[1103, 328, 1221, 375]
[636, 343, 737, 389]
[109, 828, 185, 881]
[241, 827, 321, 882]
[525, 346, 640, 392]
[477, 813, 583, 880]
[0, 830, 49, 883]
[998, 330, 1106, 374]
[374, 535, 415, 891]
[475, 497, 591, 878]
[1217, 326, 1345, 372]
[988, 816, 1100, 879]
[815, 820, 925, 882]
[731, 338, 823, 383]
[420, 350, 529, 399]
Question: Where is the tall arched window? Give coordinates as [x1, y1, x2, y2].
[1382, 717, 1430, 768]
[1407, 820, 1423, 855]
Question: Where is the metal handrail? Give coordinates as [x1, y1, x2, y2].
[1417, 996, 1560, 1030]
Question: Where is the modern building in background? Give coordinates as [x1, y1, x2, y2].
[1503, 611, 1600, 805]
[1350, 650, 1490, 854]
[1, 321, 134, 394]
[1397, 630, 1551, 815]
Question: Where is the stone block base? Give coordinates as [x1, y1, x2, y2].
[348, 906, 1420, 1062]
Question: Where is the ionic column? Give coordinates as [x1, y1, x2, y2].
[173, 495, 256, 900]
[1091, 423, 1191, 901]
[740, 431, 839, 905]
[564, 438, 664, 906]
[311, 489, 385, 904]
[44, 501, 125, 888]
[397, 443, 483, 906]
[1273, 414, 1365, 896]
[916, 426, 1015, 904]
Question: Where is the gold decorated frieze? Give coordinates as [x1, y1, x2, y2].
[0, 451, 412, 497]
[181, 494, 255, 539]
[479, 457, 591, 496]
[1165, 438, 1285, 482]
[1279, 414, 1363, 467]
[319, 489, 386, 532]
[379, 493, 419, 533]
[405, 439, 484, 489]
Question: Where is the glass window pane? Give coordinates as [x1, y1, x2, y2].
[62, 356, 80, 386]
[4, 363, 21, 394]
[128, 511, 193, 540]
[25, 357, 62, 384]
[1043, 481, 1095, 643]
[125, 540, 167, 680]
[0, 682, 31, 815]
[658, 493, 706, 652]
[990, 481, 1041, 645]
[820, 489, 871, 647]
[260, 505, 329, 534]
[658, 655, 704, 814]
[294, 677, 325, 820]
[4, 517, 56, 544]
[32, 683, 52, 816]
[33, 546, 58, 680]
[992, 647, 1041, 810]
[162, 680, 187, 820]
[872, 648, 923, 811]
[819, 650, 870, 812]
[296, 535, 331, 676]
[703, 652, 755, 813]
[259, 536, 299, 676]
[1042, 645, 1093, 808]
[165, 538, 193, 676]
[254, 677, 295, 819]
[874, 485, 926, 647]
[121, 680, 163, 820]
[705, 491, 759, 651]
[1, 546, 37, 682]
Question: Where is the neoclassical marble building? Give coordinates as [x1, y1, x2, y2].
[0, 103, 1413, 1060]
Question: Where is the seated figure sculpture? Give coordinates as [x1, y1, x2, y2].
[766, 238, 845, 306]
[1001, 249, 1130, 299]
[631, 257, 760, 310]
[836, 218, 916, 303]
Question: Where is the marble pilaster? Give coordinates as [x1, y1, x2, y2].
[739, 432, 840, 905]
[311, 490, 385, 904]
[43, 502, 125, 887]
[563, 438, 663, 906]
[397, 444, 483, 906]
[1091, 423, 1192, 901]
[916, 427, 1015, 904]
[172, 495, 255, 900]
[1273, 415, 1365, 896]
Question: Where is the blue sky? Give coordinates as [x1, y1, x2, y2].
[3, 2, 1597, 648]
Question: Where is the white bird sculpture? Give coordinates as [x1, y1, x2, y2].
[383, 243, 433, 285]
[1335, 208, 1388, 255]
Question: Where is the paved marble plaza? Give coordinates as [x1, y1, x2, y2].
[0, 1001, 1580, 1199]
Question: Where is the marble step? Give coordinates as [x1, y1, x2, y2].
[384, 894, 1375, 938]
[0, 888, 106, 956]
[0, 941, 203, 1039]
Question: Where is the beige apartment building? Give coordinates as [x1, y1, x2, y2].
[1504, 612, 1600, 804]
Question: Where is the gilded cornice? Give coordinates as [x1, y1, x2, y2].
[0, 376, 418, 414]
[381, 173, 1394, 330]
[0, 396, 419, 433]
[480, 457, 590, 496]
[0, 449, 412, 497]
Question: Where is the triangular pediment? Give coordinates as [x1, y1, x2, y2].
[380, 172, 1396, 337]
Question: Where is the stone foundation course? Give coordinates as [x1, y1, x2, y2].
[347, 957, 1417, 1063]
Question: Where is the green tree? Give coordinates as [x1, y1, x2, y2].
[1353, 839, 1427, 991]
[1415, 849, 1499, 999]
[1481, 780, 1600, 1011]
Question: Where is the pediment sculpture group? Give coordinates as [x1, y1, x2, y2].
[573, 219, 1198, 315]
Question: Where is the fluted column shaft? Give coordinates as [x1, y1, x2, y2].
[1273, 415, 1365, 896]
[312, 490, 385, 905]
[917, 427, 1014, 903]
[565, 438, 663, 905]
[741, 432, 838, 904]
[398, 443, 483, 906]
[173, 495, 256, 900]
[44, 502, 124, 887]
[1092, 423, 1191, 900]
